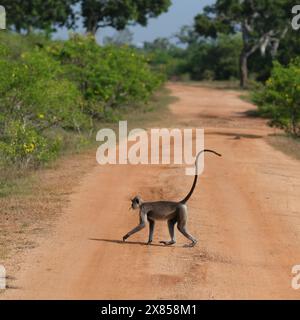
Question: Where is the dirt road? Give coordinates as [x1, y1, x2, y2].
[3, 83, 300, 299]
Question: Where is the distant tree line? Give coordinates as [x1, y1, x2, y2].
[1, 0, 171, 35]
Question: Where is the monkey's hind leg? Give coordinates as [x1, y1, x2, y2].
[160, 218, 176, 246]
[147, 219, 155, 245]
[177, 205, 197, 247]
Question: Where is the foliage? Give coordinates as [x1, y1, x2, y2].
[1, 0, 77, 34]
[0, 49, 88, 132]
[103, 28, 134, 46]
[47, 34, 164, 119]
[81, 0, 171, 34]
[144, 33, 242, 81]
[180, 34, 242, 81]
[0, 121, 61, 168]
[194, 0, 294, 87]
[0, 32, 51, 59]
[143, 37, 185, 78]
[0, 32, 164, 168]
[252, 59, 300, 137]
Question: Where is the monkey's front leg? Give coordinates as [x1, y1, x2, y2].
[123, 222, 146, 242]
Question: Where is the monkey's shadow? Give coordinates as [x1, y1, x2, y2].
[89, 238, 175, 248]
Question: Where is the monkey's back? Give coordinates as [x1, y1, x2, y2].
[143, 201, 179, 221]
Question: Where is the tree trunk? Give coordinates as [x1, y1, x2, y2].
[239, 50, 248, 89]
[26, 25, 33, 35]
[86, 17, 98, 37]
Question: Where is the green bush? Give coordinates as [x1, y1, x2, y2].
[144, 34, 242, 81]
[0, 50, 89, 132]
[0, 33, 164, 168]
[0, 32, 50, 60]
[181, 34, 242, 81]
[0, 120, 61, 168]
[0, 47, 90, 167]
[252, 59, 300, 137]
[47, 35, 164, 119]
[143, 43, 185, 79]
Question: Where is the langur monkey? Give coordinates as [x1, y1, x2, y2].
[123, 149, 222, 247]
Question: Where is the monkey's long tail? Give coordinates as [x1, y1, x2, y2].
[180, 149, 222, 204]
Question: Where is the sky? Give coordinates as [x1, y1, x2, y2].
[55, 0, 213, 45]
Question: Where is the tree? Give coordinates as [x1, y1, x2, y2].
[103, 28, 134, 46]
[174, 25, 201, 47]
[1, 0, 77, 34]
[194, 0, 293, 88]
[81, 0, 171, 36]
[144, 37, 173, 51]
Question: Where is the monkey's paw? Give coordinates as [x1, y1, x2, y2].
[183, 241, 197, 248]
[160, 240, 176, 246]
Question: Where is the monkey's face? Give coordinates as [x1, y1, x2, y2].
[131, 196, 141, 210]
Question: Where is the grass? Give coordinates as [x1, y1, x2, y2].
[266, 134, 300, 161]
[0, 169, 36, 198]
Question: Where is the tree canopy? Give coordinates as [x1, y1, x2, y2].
[81, 0, 171, 35]
[1, 0, 77, 34]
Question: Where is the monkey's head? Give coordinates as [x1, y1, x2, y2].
[130, 196, 142, 210]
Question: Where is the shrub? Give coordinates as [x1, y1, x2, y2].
[181, 34, 242, 81]
[47, 35, 164, 119]
[252, 59, 300, 137]
[0, 120, 61, 168]
[0, 44, 89, 168]
[0, 33, 164, 169]
[0, 50, 89, 132]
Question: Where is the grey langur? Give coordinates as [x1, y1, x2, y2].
[123, 149, 222, 247]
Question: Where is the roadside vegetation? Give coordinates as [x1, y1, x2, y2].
[252, 58, 300, 138]
[0, 32, 164, 171]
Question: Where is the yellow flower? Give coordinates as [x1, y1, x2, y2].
[38, 113, 45, 119]
[24, 143, 35, 153]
